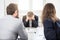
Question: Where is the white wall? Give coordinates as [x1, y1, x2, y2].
[0, 0, 4, 18]
[18, 0, 43, 20]
[0, 0, 60, 19]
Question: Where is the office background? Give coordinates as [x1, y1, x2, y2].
[0, 0, 60, 40]
[0, 0, 60, 19]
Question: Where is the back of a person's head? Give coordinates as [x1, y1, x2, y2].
[6, 3, 18, 15]
[42, 3, 57, 22]
[27, 11, 34, 17]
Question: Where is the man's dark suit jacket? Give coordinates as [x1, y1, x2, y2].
[22, 15, 38, 28]
[43, 19, 56, 40]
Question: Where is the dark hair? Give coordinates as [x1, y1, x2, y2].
[6, 3, 18, 15]
[41, 3, 57, 22]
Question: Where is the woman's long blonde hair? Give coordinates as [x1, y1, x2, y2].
[41, 3, 57, 22]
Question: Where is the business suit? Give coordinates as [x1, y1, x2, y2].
[43, 19, 56, 40]
[22, 15, 38, 28]
[0, 15, 28, 40]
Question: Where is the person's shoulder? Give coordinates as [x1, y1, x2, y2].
[17, 18, 22, 22]
[13, 18, 22, 24]
[23, 15, 26, 19]
[34, 15, 38, 19]
[17, 19, 24, 28]
[44, 18, 53, 22]
[45, 18, 52, 21]
[35, 15, 38, 17]
[43, 18, 54, 26]
[23, 15, 26, 17]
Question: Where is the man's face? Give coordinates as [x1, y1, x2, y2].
[27, 15, 34, 20]
[14, 10, 19, 18]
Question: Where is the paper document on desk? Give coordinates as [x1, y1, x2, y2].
[32, 27, 46, 40]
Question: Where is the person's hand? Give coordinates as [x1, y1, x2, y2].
[26, 16, 29, 22]
[31, 15, 35, 20]
[26, 15, 35, 21]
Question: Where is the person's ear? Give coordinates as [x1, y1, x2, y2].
[13, 10, 19, 18]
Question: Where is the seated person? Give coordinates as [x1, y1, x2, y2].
[22, 11, 38, 28]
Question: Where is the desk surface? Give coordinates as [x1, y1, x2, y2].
[25, 27, 46, 40]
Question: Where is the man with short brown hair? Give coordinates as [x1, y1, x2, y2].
[0, 3, 28, 40]
[6, 3, 18, 18]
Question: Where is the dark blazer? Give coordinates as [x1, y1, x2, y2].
[43, 19, 56, 40]
[22, 15, 38, 28]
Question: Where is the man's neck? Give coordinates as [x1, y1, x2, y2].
[12, 15, 16, 18]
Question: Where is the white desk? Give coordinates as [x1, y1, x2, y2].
[25, 27, 46, 40]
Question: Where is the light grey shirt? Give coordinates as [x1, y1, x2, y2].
[29, 20, 32, 27]
[0, 15, 28, 40]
